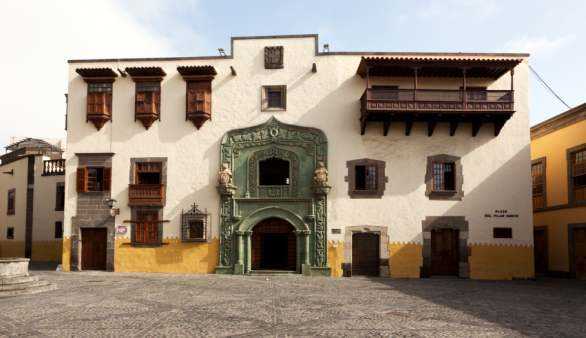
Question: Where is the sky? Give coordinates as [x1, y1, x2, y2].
[0, 0, 584, 149]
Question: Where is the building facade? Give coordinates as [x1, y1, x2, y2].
[531, 103, 586, 279]
[63, 34, 533, 279]
[0, 138, 65, 264]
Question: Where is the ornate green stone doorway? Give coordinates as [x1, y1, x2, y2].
[252, 218, 296, 271]
[216, 117, 331, 276]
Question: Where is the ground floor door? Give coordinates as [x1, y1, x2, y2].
[534, 228, 548, 275]
[251, 218, 296, 271]
[352, 232, 380, 276]
[573, 228, 586, 279]
[81, 228, 107, 270]
[431, 228, 459, 276]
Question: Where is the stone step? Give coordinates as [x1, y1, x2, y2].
[0, 282, 57, 298]
[0, 275, 39, 286]
[0, 280, 52, 292]
[249, 270, 298, 275]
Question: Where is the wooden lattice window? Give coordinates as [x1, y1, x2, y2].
[432, 162, 456, 192]
[346, 159, 387, 198]
[87, 82, 112, 116]
[187, 81, 211, 115]
[181, 204, 209, 242]
[264, 46, 284, 69]
[134, 209, 160, 245]
[135, 162, 162, 185]
[532, 160, 546, 209]
[76, 167, 111, 193]
[136, 82, 161, 114]
[571, 149, 586, 203]
[7, 189, 15, 215]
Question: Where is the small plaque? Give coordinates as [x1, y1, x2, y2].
[331, 228, 341, 234]
[116, 226, 127, 235]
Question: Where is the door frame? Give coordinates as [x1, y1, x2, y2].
[344, 225, 389, 277]
[351, 232, 381, 276]
[430, 228, 460, 276]
[568, 223, 586, 278]
[80, 227, 108, 271]
[422, 216, 469, 278]
[533, 226, 549, 275]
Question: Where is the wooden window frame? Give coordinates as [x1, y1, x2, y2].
[76, 166, 111, 193]
[567, 144, 586, 206]
[425, 154, 463, 200]
[532, 157, 546, 210]
[261, 85, 286, 111]
[54, 221, 63, 239]
[55, 182, 65, 211]
[264, 46, 284, 69]
[131, 208, 163, 247]
[135, 81, 161, 126]
[86, 81, 113, 117]
[6, 189, 15, 215]
[345, 159, 387, 199]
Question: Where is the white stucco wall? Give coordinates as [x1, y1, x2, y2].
[64, 35, 532, 246]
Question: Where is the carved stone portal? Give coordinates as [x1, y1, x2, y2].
[216, 117, 330, 276]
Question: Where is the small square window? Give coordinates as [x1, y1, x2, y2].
[181, 204, 209, 242]
[262, 86, 286, 111]
[493, 227, 512, 239]
[54, 221, 63, 239]
[7, 227, 14, 240]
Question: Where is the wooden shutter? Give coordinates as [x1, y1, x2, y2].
[187, 81, 211, 114]
[103, 167, 112, 191]
[76, 167, 87, 193]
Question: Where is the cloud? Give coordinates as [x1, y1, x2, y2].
[504, 34, 576, 55]
[0, 0, 177, 148]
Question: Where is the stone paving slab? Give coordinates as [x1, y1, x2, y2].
[0, 272, 584, 337]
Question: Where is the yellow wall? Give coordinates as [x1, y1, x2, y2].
[0, 241, 24, 258]
[61, 237, 71, 271]
[534, 206, 586, 272]
[31, 241, 62, 262]
[389, 242, 422, 278]
[469, 244, 534, 280]
[327, 241, 344, 277]
[531, 119, 586, 207]
[114, 238, 219, 274]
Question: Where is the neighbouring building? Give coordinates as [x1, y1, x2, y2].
[63, 34, 533, 279]
[531, 103, 586, 279]
[0, 137, 65, 265]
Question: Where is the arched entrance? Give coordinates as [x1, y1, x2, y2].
[252, 218, 296, 271]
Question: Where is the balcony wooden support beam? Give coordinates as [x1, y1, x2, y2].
[383, 120, 391, 136]
[405, 119, 413, 136]
[471, 119, 483, 137]
[427, 120, 437, 137]
[449, 120, 459, 136]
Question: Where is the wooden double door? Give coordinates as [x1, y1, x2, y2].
[431, 228, 459, 276]
[533, 228, 548, 275]
[81, 228, 107, 270]
[352, 233, 380, 276]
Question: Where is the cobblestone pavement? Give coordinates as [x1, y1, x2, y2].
[0, 272, 585, 337]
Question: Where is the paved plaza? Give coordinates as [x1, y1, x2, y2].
[0, 272, 584, 337]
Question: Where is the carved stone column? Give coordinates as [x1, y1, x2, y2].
[216, 184, 237, 274]
[234, 230, 246, 275]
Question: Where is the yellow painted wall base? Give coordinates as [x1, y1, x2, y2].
[469, 244, 534, 280]
[115, 238, 219, 274]
[61, 237, 71, 272]
[31, 241, 62, 262]
[327, 241, 344, 277]
[389, 243, 423, 278]
[0, 241, 25, 258]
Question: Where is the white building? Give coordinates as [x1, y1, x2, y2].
[62, 34, 533, 279]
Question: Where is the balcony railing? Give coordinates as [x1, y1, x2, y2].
[42, 159, 65, 176]
[361, 88, 514, 113]
[128, 184, 165, 206]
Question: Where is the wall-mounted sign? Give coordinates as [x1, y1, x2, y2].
[484, 209, 519, 219]
[116, 226, 128, 235]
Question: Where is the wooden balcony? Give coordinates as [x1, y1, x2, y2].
[360, 88, 515, 137]
[42, 159, 65, 176]
[128, 184, 165, 206]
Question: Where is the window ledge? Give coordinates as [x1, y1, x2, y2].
[182, 238, 208, 243]
[428, 190, 462, 201]
[348, 190, 384, 199]
[261, 107, 286, 112]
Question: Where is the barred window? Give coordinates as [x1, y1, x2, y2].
[346, 159, 387, 198]
[355, 165, 378, 191]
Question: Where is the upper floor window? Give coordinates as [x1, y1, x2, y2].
[532, 159, 546, 209]
[264, 46, 284, 69]
[6, 227, 14, 239]
[259, 158, 290, 185]
[55, 182, 65, 211]
[570, 148, 586, 203]
[345, 159, 387, 198]
[425, 154, 463, 200]
[126, 66, 166, 129]
[261, 85, 286, 111]
[76, 67, 117, 130]
[135, 162, 162, 185]
[76, 167, 111, 193]
[7, 189, 15, 215]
